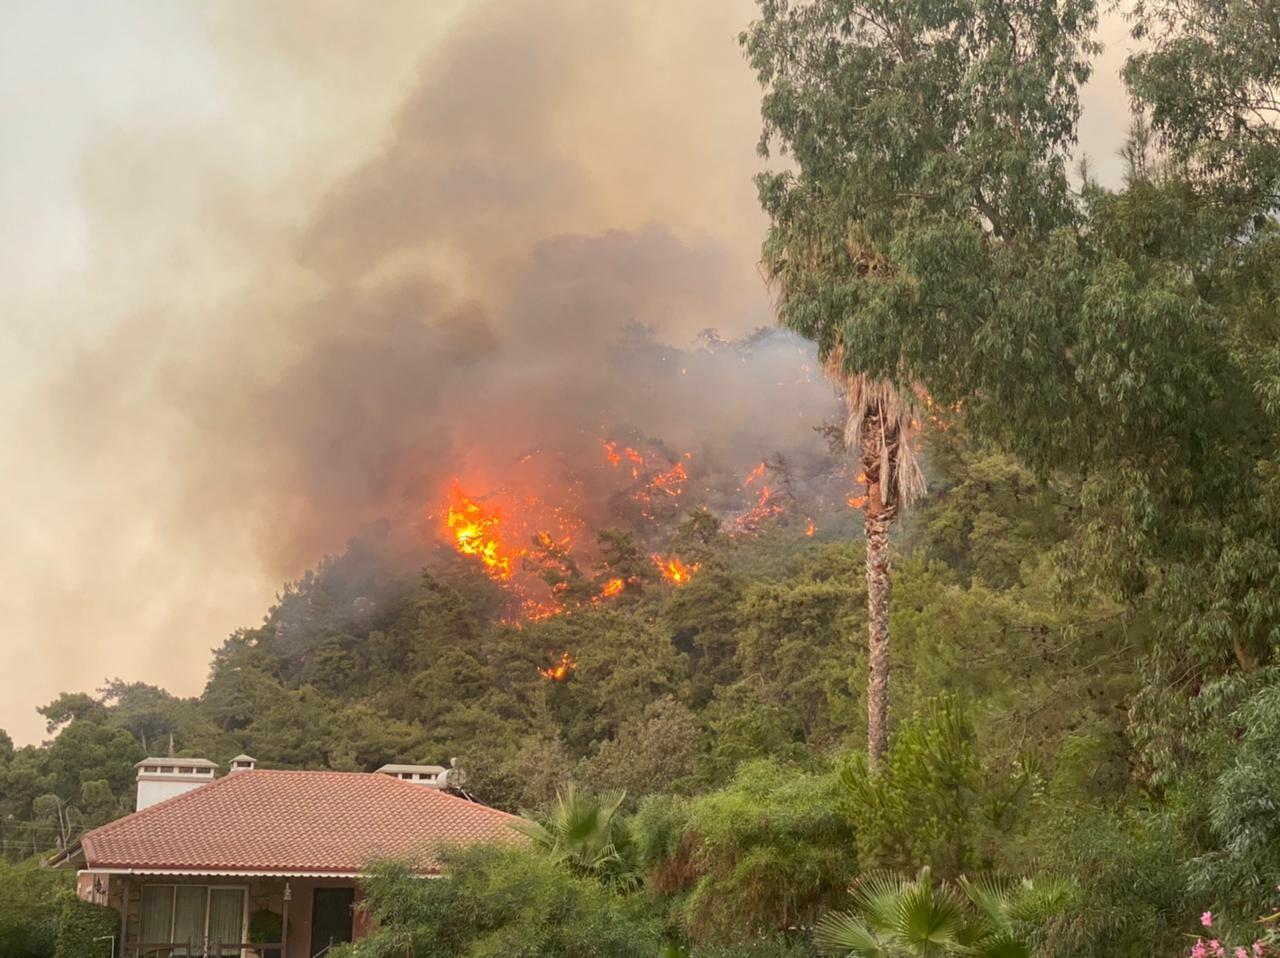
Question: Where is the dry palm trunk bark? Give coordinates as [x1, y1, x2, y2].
[861, 411, 895, 771]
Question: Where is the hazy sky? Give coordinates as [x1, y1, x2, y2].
[0, 1, 1134, 746]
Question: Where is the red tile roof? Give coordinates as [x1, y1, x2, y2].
[81, 770, 523, 876]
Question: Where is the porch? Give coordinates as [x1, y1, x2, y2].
[80, 871, 370, 958]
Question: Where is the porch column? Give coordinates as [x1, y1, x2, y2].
[118, 876, 129, 958]
[281, 880, 291, 957]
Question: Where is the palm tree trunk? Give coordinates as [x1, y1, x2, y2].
[862, 418, 893, 771]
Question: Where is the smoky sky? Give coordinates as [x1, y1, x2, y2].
[0, 0, 1134, 745]
[0, 0, 814, 745]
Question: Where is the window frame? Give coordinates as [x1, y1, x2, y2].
[139, 882, 250, 953]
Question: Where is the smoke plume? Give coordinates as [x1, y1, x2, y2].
[1, 0, 844, 743]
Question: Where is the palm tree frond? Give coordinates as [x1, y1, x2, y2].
[895, 876, 968, 953]
[851, 870, 913, 930]
[814, 911, 888, 957]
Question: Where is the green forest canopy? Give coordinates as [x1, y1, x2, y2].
[5, 0, 1280, 954]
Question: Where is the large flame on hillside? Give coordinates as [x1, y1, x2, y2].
[433, 403, 860, 628]
[652, 554, 699, 585]
[445, 483, 518, 579]
[539, 651, 577, 681]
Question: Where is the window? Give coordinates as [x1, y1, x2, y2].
[140, 884, 247, 956]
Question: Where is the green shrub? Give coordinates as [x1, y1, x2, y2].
[344, 844, 662, 958]
[53, 895, 117, 958]
[635, 760, 855, 944]
[0, 859, 71, 958]
[842, 695, 1039, 879]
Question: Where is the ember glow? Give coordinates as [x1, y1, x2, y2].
[539, 651, 577, 681]
[652, 554, 699, 585]
[805, 517, 816, 536]
[599, 577, 626, 598]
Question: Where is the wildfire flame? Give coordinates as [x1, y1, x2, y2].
[445, 482, 519, 579]
[652, 554, 699, 585]
[603, 440, 646, 478]
[649, 460, 688, 498]
[736, 468, 787, 532]
[805, 517, 816, 536]
[599, 577, 625, 598]
[742, 462, 767, 487]
[539, 651, 576, 681]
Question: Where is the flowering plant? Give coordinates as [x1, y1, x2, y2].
[1187, 893, 1280, 958]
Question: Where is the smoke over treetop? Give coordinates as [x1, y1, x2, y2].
[2, 0, 815, 743]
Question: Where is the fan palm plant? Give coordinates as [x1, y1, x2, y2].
[814, 869, 1072, 958]
[513, 785, 641, 891]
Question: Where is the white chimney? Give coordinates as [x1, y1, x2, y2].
[135, 757, 217, 811]
[228, 754, 258, 773]
[375, 763, 447, 787]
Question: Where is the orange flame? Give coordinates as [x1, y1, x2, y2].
[445, 482, 519, 579]
[847, 494, 867, 509]
[599, 577, 625, 598]
[652, 554, 699, 585]
[649, 460, 688, 498]
[805, 517, 816, 536]
[603, 440, 647, 478]
[736, 482, 786, 533]
[539, 651, 576, 681]
[742, 462, 767, 487]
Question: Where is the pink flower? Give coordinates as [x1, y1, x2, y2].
[1191, 941, 1208, 958]
[1238, 948, 1250, 958]
[1253, 944, 1265, 958]
[1203, 912, 1215, 929]
[1211, 940, 1226, 958]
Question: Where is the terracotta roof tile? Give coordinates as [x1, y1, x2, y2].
[81, 770, 522, 875]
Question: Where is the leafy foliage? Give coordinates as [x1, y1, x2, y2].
[636, 761, 856, 943]
[515, 786, 642, 891]
[337, 847, 662, 958]
[52, 896, 116, 958]
[0, 860, 69, 958]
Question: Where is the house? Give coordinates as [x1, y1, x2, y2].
[51, 755, 522, 958]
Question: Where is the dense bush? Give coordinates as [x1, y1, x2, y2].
[635, 761, 855, 944]
[52, 896, 117, 958]
[0, 860, 70, 958]
[340, 846, 663, 958]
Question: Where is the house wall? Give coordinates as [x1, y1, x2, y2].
[280, 877, 369, 958]
[78, 872, 369, 958]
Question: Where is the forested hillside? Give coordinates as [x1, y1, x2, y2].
[5, 0, 1280, 954]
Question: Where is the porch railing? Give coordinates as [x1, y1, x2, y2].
[126, 942, 284, 958]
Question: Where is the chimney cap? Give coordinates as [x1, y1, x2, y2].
[134, 757, 218, 769]
[376, 763, 446, 775]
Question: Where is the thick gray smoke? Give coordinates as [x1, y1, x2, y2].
[114, 0, 838, 570]
[2, 0, 846, 743]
